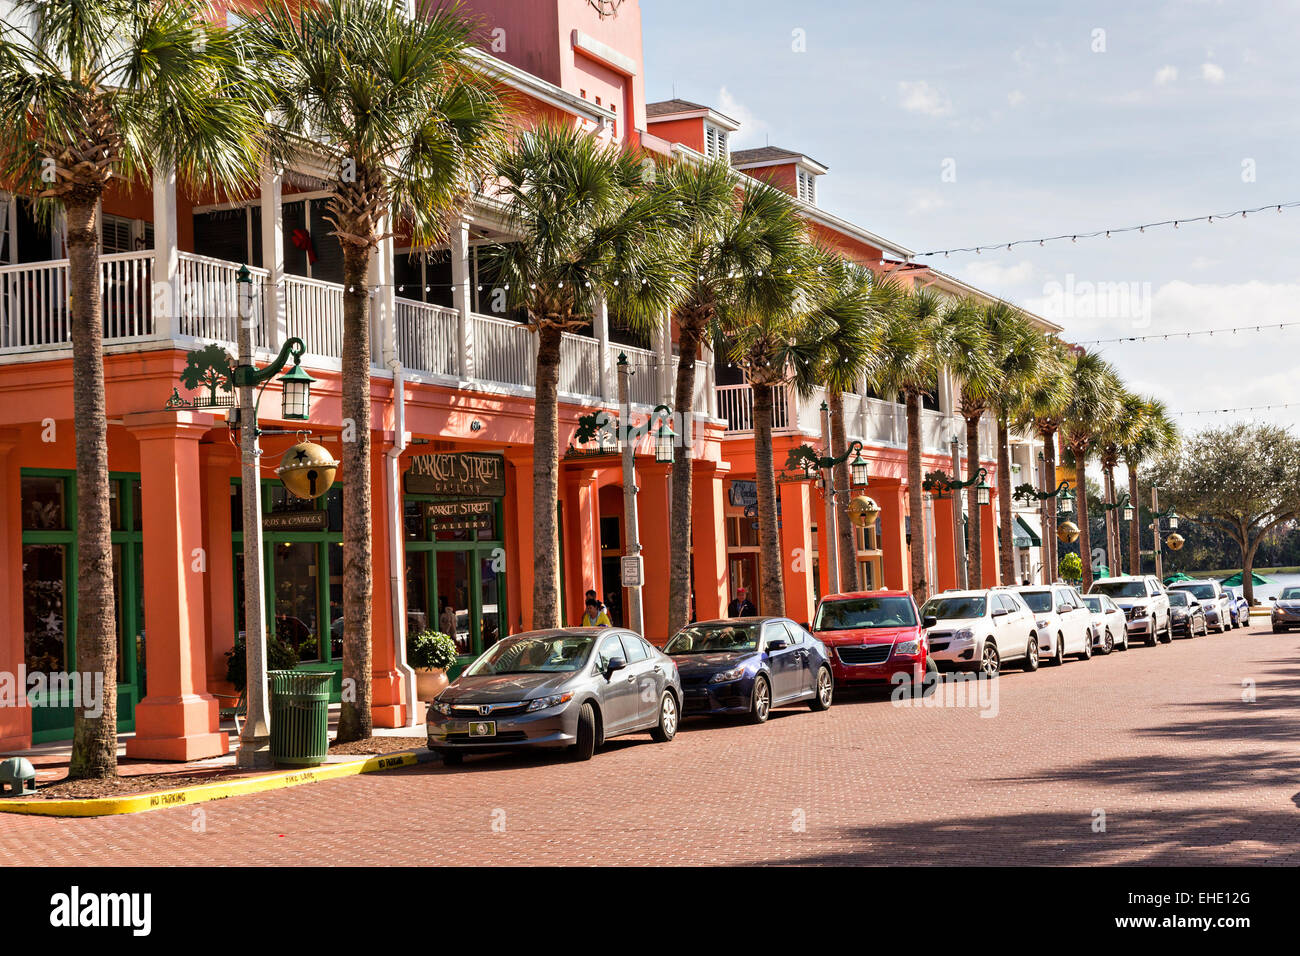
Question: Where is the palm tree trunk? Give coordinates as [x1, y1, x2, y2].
[997, 417, 1015, 585]
[667, 321, 702, 634]
[531, 324, 563, 629]
[1127, 460, 1141, 574]
[751, 381, 785, 616]
[906, 391, 927, 603]
[1103, 463, 1118, 575]
[336, 245, 373, 743]
[66, 198, 118, 780]
[965, 415, 981, 589]
[828, 389, 858, 591]
[1042, 430, 1058, 581]
[1074, 450, 1093, 592]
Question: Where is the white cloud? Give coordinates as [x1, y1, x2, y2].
[959, 259, 1038, 291]
[1007, 89, 1026, 107]
[1154, 65, 1178, 86]
[715, 86, 767, 148]
[897, 80, 953, 118]
[1201, 62, 1226, 83]
[906, 191, 948, 216]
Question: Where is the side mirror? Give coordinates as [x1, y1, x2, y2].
[766, 639, 788, 652]
[1267, 595, 1276, 601]
[800, 622, 811, 630]
[604, 656, 626, 676]
[922, 615, 938, 629]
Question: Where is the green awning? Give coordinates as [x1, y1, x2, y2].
[1220, 570, 1272, 587]
[1013, 514, 1041, 548]
[1164, 572, 1194, 584]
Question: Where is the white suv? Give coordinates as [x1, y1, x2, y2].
[920, 588, 1041, 677]
[1011, 584, 1095, 666]
[1167, 579, 1235, 633]
[1088, 575, 1172, 646]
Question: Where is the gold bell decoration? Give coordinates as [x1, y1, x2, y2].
[848, 495, 881, 529]
[1057, 520, 1081, 544]
[277, 439, 339, 501]
[1166, 532, 1185, 552]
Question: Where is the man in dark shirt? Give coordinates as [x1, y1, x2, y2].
[727, 586, 756, 618]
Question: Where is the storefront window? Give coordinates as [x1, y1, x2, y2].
[22, 543, 67, 672]
[437, 551, 471, 652]
[272, 541, 322, 662]
[21, 476, 66, 530]
[406, 550, 430, 633]
[480, 554, 502, 649]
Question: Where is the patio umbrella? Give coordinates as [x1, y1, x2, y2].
[1220, 570, 1273, 587]
[1163, 572, 1194, 584]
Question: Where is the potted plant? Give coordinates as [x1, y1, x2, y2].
[1059, 551, 1084, 585]
[225, 636, 301, 691]
[408, 629, 459, 700]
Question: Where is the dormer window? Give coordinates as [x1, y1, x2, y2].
[704, 123, 729, 160]
[797, 168, 817, 205]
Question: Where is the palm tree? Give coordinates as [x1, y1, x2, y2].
[1098, 389, 1141, 574]
[246, 0, 507, 742]
[486, 122, 678, 628]
[794, 255, 899, 592]
[1059, 352, 1122, 590]
[1013, 337, 1071, 582]
[1121, 397, 1178, 573]
[716, 197, 819, 615]
[937, 298, 997, 588]
[984, 304, 1049, 586]
[866, 286, 949, 603]
[0, 0, 266, 777]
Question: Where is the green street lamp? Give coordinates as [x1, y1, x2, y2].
[788, 438, 870, 488]
[1101, 492, 1135, 522]
[278, 361, 316, 421]
[948, 466, 993, 507]
[651, 404, 675, 464]
[1058, 485, 1075, 514]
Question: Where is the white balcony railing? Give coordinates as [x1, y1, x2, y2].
[284, 274, 344, 359]
[1, 251, 155, 352]
[396, 298, 458, 378]
[176, 251, 267, 347]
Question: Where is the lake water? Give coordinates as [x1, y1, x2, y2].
[1187, 571, 1300, 604]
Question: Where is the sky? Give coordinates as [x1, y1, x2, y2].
[641, 0, 1300, 433]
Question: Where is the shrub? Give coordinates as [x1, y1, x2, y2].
[407, 630, 459, 670]
[1059, 552, 1084, 583]
[225, 636, 301, 689]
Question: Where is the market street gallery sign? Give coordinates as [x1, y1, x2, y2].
[405, 452, 506, 498]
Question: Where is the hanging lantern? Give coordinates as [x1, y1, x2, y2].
[1122, 504, 1134, 521]
[850, 449, 869, 487]
[1058, 487, 1074, 514]
[848, 495, 881, 529]
[1167, 513, 1179, 530]
[277, 439, 339, 500]
[1057, 520, 1080, 544]
[1166, 532, 1185, 552]
[976, 476, 991, 506]
[653, 412, 676, 464]
[279, 361, 316, 421]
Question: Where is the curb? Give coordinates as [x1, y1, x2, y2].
[0, 748, 438, 818]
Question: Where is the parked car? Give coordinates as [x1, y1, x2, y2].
[664, 617, 833, 723]
[1082, 592, 1129, 652]
[427, 628, 682, 764]
[920, 588, 1040, 676]
[1270, 586, 1300, 633]
[1167, 579, 1235, 633]
[1011, 584, 1094, 665]
[1166, 591, 1208, 638]
[1224, 588, 1251, 628]
[811, 590, 937, 689]
[1088, 575, 1172, 645]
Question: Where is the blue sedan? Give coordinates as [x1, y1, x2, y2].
[664, 617, 834, 723]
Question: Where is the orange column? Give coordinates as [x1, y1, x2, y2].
[814, 490, 831, 597]
[638, 462, 672, 643]
[201, 443, 237, 693]
[778, 478, 815, 625]
[0, 428, 30, 751]
[874, 481, 907, 593]
[981, 499, 1000, 586]
[370, 434, 402, 728]
[505, 451, 534, 634]
[933, 495, 957, 592]
[124, 411, 227, 761]
[691, 463, 728, 622]
[563, 467, 600, 626]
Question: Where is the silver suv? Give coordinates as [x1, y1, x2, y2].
[1087, 575, 1172, 646]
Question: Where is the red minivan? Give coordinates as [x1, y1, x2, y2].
[811, 590, 936, 689]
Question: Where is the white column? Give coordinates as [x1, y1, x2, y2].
[653, 311, 673, 406]
[151, 167, 178, 339]
[593, 295, 611, 400]
[450, 218, 472, 379]
[259, 166, 285, 351]
[371, 217, 397, 367]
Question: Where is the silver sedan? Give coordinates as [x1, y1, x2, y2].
[427, 628, 682, 764]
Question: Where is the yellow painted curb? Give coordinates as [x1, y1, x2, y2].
[0, 750, 424, 818]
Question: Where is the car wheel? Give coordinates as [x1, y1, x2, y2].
[1163, 617, 1174, 643]
[980, 641, 1000, 677]
[571, 702, 597, 761]
[1077, 634, 1093, 661]
[1049, 634, 1065, 666]
[1146, 619, 1158, 647]
[808, 666, 834, 711]
[438, 749, 463, 767]
[1022, 636, 1040, 672]
[1273, 625, 1283, 633]
[749, 675, 771, 724]
[650, 691, 678, 742]
[1103, 628, 1115, 654]
[921, 655, 941, 696]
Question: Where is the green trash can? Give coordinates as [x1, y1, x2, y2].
[268, 670, 332, 767]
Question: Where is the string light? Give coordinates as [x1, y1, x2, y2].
[1076, 320, 1300, 346]
[1173, 401, 1300, 417]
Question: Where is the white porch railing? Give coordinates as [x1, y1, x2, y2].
[284, 274, 343, 359]
[396, 297, 458, 377]
[559, 333, 601, 398]
[471, 312, 533, 386]
[714, 382, 793, 432]
[176, 251, 266, 347]
[622, 344, 660, 406]
[0, 251, 155, 351]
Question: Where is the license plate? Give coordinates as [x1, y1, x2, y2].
[468, 720, 496, 737]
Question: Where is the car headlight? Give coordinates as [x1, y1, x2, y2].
[1172, 609, 1187, 619]
[710, 665, 749, 683]
[430, 699, 451, 716]
[893, 640, 921, 656]
[1036, 618, 1051, 629]
[525, 692, 573, 712]
[954, 628, 974, 641]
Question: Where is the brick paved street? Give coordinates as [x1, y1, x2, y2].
[4, 623, 1298, 866]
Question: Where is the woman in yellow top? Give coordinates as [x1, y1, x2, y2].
[581, 598, 611, 628]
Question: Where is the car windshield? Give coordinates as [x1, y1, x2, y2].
[921, 596, 986, 620]
[1091, 581, 1147, 598]
[1082, 596, 1103, 611]
[1279, 587, 1300, 600]
[665, 623, 761, 654]
[1178, 584, 1216, 599]
[1019, 591, 1053, 613]
[1167, 592, 1191, 607]
[463, 634, 594, 676]
[814, 596, 916, 630]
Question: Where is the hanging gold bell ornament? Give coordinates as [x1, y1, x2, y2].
[277, 440, 339, 500]
[1057, 520, 1081, 544]
[1166, 532, 1185, 552]
[848, 495, 881, 528]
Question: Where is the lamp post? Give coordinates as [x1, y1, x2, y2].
[1099, 493, 1134, 574]
[1150, 486, 1179, 581]
[1013, 475, 1073, 584]
[233, 265, 316, 768]
[788, 422, 871, 595]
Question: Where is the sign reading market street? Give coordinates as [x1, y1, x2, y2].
[426, 498, 496, 534]
[405, 452, 506, 498]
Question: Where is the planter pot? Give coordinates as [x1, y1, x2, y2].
[415, 667, 449, 701]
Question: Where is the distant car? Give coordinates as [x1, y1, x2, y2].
[1270, 586, 1300, 633]
[664, 617, 833, 723]
[811, 590, 936, 689]
[920, 588, 1040, 676]
[1224, 588, 1251, 627]
[1167, 591, 1208, 638]
[1011, 584, 1094, 665]
[1088, 575, 1172, 645]
[1082, 593, 1128, 653]
[427, 628, 682, 764]
[1167, 580, 1235, 633]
